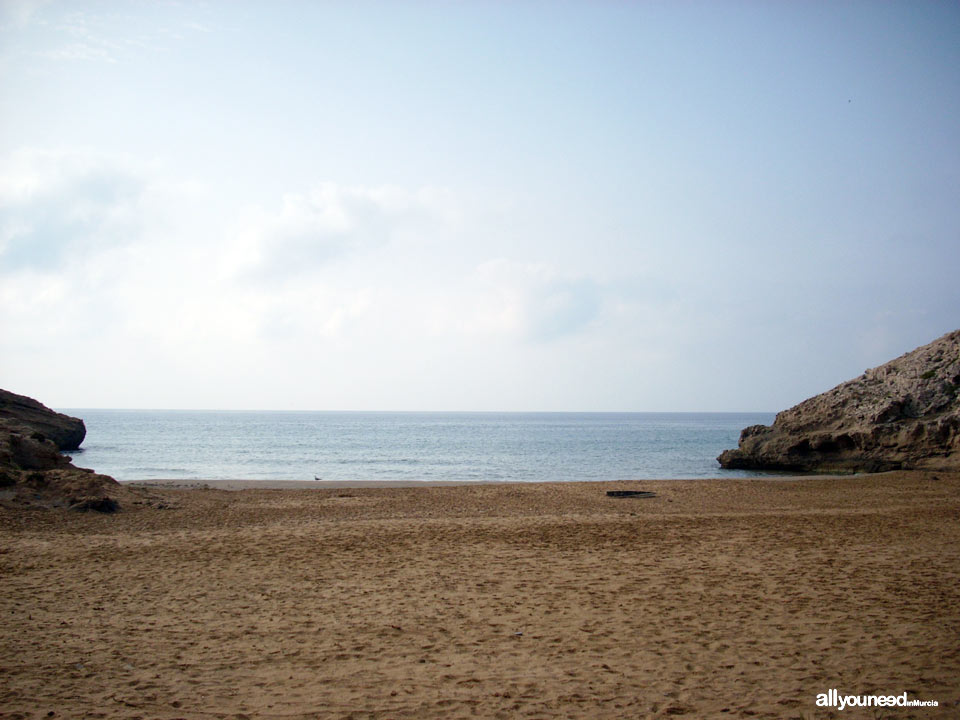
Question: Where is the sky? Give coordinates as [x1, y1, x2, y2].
[1, 0, 958, 412]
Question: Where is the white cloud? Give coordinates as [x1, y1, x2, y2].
[230, 183, 458, 282]
[0, 147, 802, 411]
[0, 149, 229, 362]
[0, 149, 481, 405]
[458, 259, 602, 342]
[0, 148, 147, 271]
[9, 143, 945, 412]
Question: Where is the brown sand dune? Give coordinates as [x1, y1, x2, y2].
[1, 473, 958, 719]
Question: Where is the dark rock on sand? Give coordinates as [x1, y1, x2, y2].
[718, 329, 960, 473]
[68, 496, 120, 513]
[0, 388, 121, 512]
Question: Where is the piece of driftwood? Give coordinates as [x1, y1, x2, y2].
[606, 490, 656, 498]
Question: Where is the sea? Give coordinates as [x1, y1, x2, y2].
[59, 410, 775, 483]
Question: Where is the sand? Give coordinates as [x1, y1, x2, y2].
[1, 472, 958, 719]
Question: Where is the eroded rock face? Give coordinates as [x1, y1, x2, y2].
[0, 389, 120, 511]
[0, 419, 77, 471]
[718, 330, 960, 473]
[0, 389, 86, 450]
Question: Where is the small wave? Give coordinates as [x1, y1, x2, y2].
[126, 467, 195, 475]
[332, 457, 423, 466]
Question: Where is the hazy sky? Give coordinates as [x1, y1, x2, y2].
[1, 1, 958, 412]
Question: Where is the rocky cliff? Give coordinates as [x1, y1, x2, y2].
[0, 389, 121, 511]
[0, 389, 87, 450]
[718, 329, 960, 473]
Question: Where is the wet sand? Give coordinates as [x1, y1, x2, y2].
[1, 471, 959, 719]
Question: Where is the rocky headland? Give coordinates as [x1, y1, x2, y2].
[0, 389, 122, 511]
[719, 329, 960, 473]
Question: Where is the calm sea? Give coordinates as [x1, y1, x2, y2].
[60, 411, 775, 483]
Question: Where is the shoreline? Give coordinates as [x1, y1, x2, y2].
[121, 473, 813, 491]
[123, 477, 528, 490]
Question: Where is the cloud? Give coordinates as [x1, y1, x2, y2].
[0, 150, 706, 410]
[0, 149, 476, 396]
[0, 149, 145, 272]
[468, 260, 602, 342]
[231, 183, 457, 282]
[0, 148, 231, 366]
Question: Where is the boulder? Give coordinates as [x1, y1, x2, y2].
[718, 329, 960, 473]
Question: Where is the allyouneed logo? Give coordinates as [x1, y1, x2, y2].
[816, 689, 939, 710]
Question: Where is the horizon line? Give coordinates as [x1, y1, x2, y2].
[57, 407, 776, 415]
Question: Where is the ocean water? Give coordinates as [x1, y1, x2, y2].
[61, 411, 775, 483]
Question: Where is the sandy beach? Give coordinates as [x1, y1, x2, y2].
[1, 472, 958, 719]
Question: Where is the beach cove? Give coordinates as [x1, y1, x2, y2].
[2, 472, 958, 719]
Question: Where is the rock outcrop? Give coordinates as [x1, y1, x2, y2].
[0, 389, 86, 450]
[718, 329, 960, 473]
[0, 389, 121, 511]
